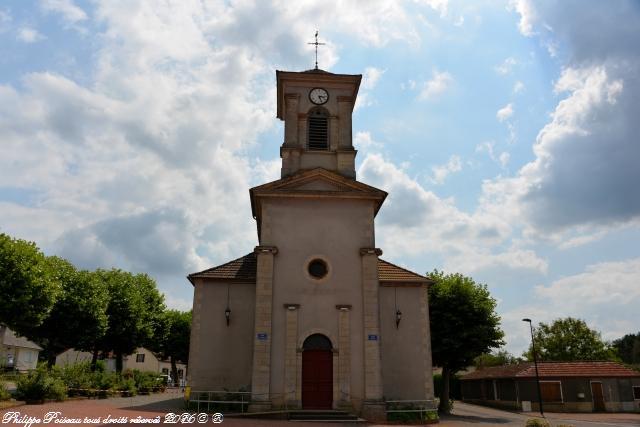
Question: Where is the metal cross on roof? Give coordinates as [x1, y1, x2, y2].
[307, 30, 326, 70]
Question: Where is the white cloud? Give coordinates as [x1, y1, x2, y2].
[417, 0, 449, 17]
[0, 0, 428, 303]
[535, 258, 640, 309]
[508, 0, 536, 37]
[513, 81, 525, 93]
[356, 67, 386, 110]
[0, 9, 11, 33]
[418, 70, 453, 100]
[495, 57, 517, 75]
[362, 67, 385, 90]
[358, 153, 545, 274]
[17, 27, 45, 43]
[499, 152, 510, 167]
[354, 131, 383, 150]
[41, 0, 88, 23]
[496, 103, 514, 122]
[430, 155, 462, 184]
[401, 79, 417, 90]
[502, 257, 640, 354]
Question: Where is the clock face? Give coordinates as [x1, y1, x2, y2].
[309, 87, 329, 105]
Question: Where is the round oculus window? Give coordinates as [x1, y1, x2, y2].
[308, 259, 328, 279]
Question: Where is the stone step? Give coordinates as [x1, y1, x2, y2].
[288, 410, 360, 421]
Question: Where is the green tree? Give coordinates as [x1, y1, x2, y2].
[474, 350, 521, 369]
[0, 233, 61, 335]
[612, 333, 640, 365]
[34, 258, 109, 366]
[154, 310, 191, 385]
[97, 269, 165, 372]
[524, 317, 616, 361]
[428, 270, 504, 413]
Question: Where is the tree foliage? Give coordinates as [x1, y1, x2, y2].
[428, 270, 504, 413]
[474, 350, 521, 369]
[34, 258, 109, 365]
[154, 309, 191, 385]
[0, 233, 61, 335]
[525, 317, 616, 361]
[95, 269, 165, 372]
[612, 332, 640, 365]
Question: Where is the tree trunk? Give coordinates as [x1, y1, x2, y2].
[47, 353, 56, 367]
[115, 352, 123, 373]
[439, 366, 452, 414]
[91, 348, 99, 371]
[171, 356, 179, 387]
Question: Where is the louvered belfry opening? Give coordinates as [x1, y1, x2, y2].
[307, 108, 329, 150]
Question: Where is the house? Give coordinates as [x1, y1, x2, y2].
[460, 361, 640, 413]
[0, 325, 42, 371]
[187, 67, 435, 420]
[56, 347, 187, 382]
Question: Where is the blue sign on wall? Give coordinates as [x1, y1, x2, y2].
[367, 334, 378, 341]
[257, 333, 268, 340]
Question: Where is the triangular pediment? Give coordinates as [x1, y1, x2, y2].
[251, 168, 385, 195]
[249, 168, 388, 226]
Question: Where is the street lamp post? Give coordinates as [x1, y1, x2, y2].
[522, 318, 544, 417]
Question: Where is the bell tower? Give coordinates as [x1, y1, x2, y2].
[276, 69, 362, 179]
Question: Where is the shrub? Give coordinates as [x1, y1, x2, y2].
[133, 370, 158, 394]
[15, 366, 66, 402]
[0, 381, 11, 401]
[60, 362, 93, 395]
[525, 419, 550, 427]
[116, 377, 137, 397]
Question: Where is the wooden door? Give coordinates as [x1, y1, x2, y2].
[302, 350, 333, 409]
[591, 382, 605, 412]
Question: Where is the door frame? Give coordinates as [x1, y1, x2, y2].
[302, 348, 333, 409]
[590, 381, 606, 412]
[297, 329, 338, 409]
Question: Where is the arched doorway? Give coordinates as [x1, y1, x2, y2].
[302, 333, 333, 409]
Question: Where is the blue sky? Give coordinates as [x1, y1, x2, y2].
[1, 0, 639, 356]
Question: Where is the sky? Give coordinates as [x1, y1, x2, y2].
[1, 0, 639, 356]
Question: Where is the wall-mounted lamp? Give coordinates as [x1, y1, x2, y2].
[225, 307, 231, 326]
[395, 309, 402, 329]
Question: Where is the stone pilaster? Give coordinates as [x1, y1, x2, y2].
[298, 113, 307, 149]
[337, 96, 353, 149]
[420, 285, 435, 400]
[336, 305, 352, 409]
[284, 94, 299, 146]
[186, 281, 202, 388]
[249, 245, 278, 411]
[360, 248, 385, 421]
[283, 304, 300, 406]
[329, 115, 339, 151]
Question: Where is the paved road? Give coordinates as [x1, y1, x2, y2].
[441, 402, 640, 427]
[2, 392, 640, 426]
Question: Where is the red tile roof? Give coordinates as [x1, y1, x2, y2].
[188, 253, 431, 285]
[188, 253, 257, 283]
[461, 361, 640, 380]
[377, 259, 432, 283]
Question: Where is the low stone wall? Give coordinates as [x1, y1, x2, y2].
[462, 398, 520, 411]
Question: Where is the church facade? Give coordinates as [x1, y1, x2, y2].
[187, 68, 435, 419]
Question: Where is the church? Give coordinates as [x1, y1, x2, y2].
[187, 65, 435, 420]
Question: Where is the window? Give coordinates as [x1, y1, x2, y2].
[162, 368, 169, 374]
[633, 386, 640, 400]
[178, 369, 184, 378]
[540, 381, 563, 403]
[136, 354, 145, 363]
[308, 259, 328, 279]
[307, 108, 329, 150]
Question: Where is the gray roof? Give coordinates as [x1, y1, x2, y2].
[0, 325, 43, 351]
